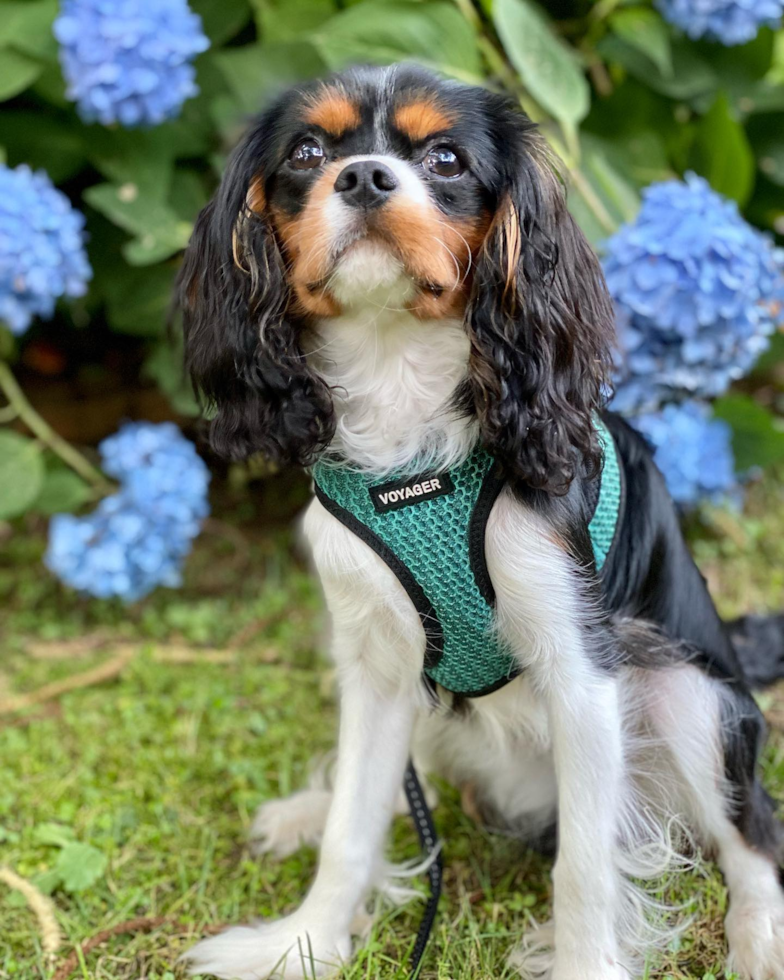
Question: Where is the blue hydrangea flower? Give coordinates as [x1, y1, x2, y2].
[54, 0, 210, 127]
[605, 174, 783, 415]
[629, 401, 738, 507]
[0, 164, 91, 336]
[46, 422, 210, 601]
[656, 0, 784, 46]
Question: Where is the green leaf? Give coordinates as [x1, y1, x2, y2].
[33, 823, 76, 848]
[609, 8, 672, 79]
[87, 131, 175, 199]
[1, 111, 88, 183]
[123, 225, 193, 266]
[83, 183, 192, 266]
[493, 0, 589, 130]
[0, 48, 43, 101]
[598, 35, 717, 101]
[144, 342, 200, 416]
[104, 264, 176, 337]
[0, 0, 58, 60]
[190, 0, 252, 46]
[0, 430, 45, 520]
[312, 0, 482, 79]
[170, 170, 209, 224]
[33, 470, 91, 516]
[690, 93, 755, 205]
[252, 0, 336, 41]
[214, 41, 327, 115]
[55, 842, 108, 893]
[713, 395, 784, 472]
[567, 140, 641, 246]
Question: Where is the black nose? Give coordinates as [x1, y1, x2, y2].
[334, 160, 398, 209]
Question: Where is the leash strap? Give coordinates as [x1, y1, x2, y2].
[403, 760, 443, 978]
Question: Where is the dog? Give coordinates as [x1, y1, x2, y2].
[177, 64, 784, 980]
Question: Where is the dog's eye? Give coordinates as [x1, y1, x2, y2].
[424, 147, 463, 178]
[290, 139, 325, 170]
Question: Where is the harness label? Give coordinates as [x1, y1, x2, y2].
[369, 472, 455, 513]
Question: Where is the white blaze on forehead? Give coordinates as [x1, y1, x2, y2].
[325, 154, 427, 307]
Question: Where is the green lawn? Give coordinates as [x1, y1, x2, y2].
[2, 470, 783, 980]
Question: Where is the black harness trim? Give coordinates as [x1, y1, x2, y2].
[467, 460, 507, 605]
[314, 484, 445, 670]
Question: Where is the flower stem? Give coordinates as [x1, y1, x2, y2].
[0, 360, 113, 493]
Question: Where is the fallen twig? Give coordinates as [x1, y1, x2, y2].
[51, 916, 227, 980]
[9, 614, 297, 717]
[0, 647, 135, 716]
[26, 633, 112, 661]
[0, 866, 62, 959]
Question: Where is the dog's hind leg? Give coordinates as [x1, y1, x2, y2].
[639, 663, 784, 980]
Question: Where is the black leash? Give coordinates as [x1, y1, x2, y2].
[403, 760, 443, 978]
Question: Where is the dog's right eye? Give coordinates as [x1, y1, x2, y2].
[290, 139, 325, 170]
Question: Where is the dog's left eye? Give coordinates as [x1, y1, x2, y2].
[290, 139, 325, 170]
[424, 146, 463, 178]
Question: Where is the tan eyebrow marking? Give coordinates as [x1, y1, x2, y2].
[393, 99, 454, 142]
[304, 87, 361, 137]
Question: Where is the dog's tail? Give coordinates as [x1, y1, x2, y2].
[728, 613, 784, 687]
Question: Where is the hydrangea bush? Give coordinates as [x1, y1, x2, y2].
[605, 174, 783, 416]
[627, 402, 738, 506]
[0, 165, 92, 335]
[46, 423, 210, 601]
[657, 0, 784, 46]
[54, 0, 210, 127]
[1, 0, 783, 602]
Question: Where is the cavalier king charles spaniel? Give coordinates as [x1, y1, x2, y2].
[177, 65, 784, 980]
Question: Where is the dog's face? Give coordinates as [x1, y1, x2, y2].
[179, 65, 616, 494]
[256, 70, 501, 319]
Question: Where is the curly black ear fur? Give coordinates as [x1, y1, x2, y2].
[467, 112, 616, 496]
[177, 111, 334, 463]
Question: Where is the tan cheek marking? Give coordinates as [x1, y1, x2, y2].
[304, 88, 361, 137]
[376, 197, 458, 287]
[375, 200, 490, 320]
[270, 162, 346, 317]
[393, 100, 453, 142]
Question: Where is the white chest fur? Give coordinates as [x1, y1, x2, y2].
[307, 303, 476, 475]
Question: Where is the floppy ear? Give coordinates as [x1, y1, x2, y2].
[466, 131, 615, 495]
[177, 125, 334, 463]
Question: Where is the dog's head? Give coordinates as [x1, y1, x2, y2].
[179, 64, 615, 494]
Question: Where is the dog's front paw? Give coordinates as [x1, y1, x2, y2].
[182, 917, 351, 979]
[551, 966, 629, 980]
[250, 790, 332, 859]
[726, 900, 784, 980]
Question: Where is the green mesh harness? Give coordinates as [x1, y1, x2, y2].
[312, 420, 622, 698]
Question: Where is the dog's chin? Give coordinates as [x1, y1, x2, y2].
[329, 239, 416, 309]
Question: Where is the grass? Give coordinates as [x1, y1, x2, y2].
[1, 469, 784, 980]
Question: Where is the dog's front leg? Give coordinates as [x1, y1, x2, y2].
[544, 661, 628, 980]
[489, 500, 630, 980]
[184, 646, 416, 980]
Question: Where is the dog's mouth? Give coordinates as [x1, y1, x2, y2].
[305, 228, 448, 306]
